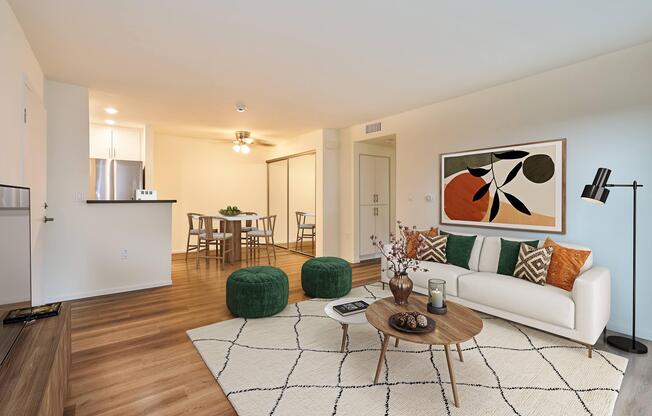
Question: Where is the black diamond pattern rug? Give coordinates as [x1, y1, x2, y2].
[187, 283, 627, 416]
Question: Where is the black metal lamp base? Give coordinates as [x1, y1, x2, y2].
[606, 335, 648, 354]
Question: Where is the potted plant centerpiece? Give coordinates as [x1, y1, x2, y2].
[371, 221, 429, 305]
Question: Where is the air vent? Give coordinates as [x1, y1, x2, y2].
[365, 122, 381, 134]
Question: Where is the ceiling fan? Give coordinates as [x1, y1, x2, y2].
[210, 130, 275, 154]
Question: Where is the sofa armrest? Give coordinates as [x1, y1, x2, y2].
[571, 267, 610, 345]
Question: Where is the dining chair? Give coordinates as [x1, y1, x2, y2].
[240, 212, 258, 255]
[185, 212, 205, 261]
[196, 216, 233, 268]
[247, 215, 276, 264]
[295, 211, 316, 252]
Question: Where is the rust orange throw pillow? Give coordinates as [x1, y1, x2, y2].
[543, 238, 591, 291]
[405, 227, 438, 259]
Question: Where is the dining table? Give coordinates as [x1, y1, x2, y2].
[211, 213, 260, 262]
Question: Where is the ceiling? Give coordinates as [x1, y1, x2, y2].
[10, 0, 652, 141]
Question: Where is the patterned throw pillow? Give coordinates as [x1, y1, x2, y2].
[543, 238, 591, 291]
[404, 227, 438, 259]
[416, 234, 448, 263]
[513, 243, 554, 285]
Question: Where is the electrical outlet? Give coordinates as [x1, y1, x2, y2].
[120, 249, 128, 260]
[75, 191, 84, 202]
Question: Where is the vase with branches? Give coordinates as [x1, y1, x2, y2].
[371, 221, 429, 305]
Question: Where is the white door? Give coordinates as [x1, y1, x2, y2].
[359, 155, 376, 205]
[112, 126, 142, 161]
[375, 156, 390, 205]
[89, 124, 113, 159]
[23, 84, 48, 306]
[359, 205, 377, 256]
[375, 205, 390, 247]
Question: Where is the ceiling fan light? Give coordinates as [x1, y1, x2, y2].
[241, 144, 250, 154]
[232, 144, 241, 153]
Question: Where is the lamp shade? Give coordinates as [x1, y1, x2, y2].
[581, 168, 611, 204]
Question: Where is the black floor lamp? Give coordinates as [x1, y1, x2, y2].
[582, 167, 647, 354]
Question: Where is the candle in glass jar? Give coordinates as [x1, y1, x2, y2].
[431, 288, 443, 308]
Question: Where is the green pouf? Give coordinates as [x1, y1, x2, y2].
[227, 266, 289, 318]
[301, 257, 352, 298]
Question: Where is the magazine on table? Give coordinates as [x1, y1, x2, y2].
[333, 300, 369, 316]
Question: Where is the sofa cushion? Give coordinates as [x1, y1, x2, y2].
[513, 244, 554, 285]
[497, 238, 539, 276]
[550, 241, 594, 274]
[407, 261, 473, 297]
[458, 272, 575, 329]
[404, 227, 438, 258]
[543, 238, 592, 291]
[416, 234, 447, 263]
[479, 236, 542, 273]
[439, 230, 484, 271]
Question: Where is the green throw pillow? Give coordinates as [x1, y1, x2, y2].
[497, 238, 539, 276]
[440, 231, 477, 269]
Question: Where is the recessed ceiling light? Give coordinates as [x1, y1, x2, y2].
[235, 104, 247, 113]
[104, 107, 119, 115]
[105, 119, 116, 125]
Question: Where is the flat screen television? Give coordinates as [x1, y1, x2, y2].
[0, 184, 31, 367]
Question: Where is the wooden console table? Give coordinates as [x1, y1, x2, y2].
[0, 302, 71, 416]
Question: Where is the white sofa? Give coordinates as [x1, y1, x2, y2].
[381, 232, 610, 349]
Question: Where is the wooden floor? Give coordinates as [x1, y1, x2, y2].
[64, 249, 379, 416]
[63, 250, 650, 416]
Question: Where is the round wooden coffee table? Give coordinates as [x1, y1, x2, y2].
[365, 295, 483, 407]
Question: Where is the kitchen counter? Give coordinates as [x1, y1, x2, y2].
[86, 199, 177, 204]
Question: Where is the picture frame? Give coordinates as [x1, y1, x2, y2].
[440, 138, 566, 233]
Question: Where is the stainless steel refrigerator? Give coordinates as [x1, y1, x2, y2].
[89, 159, 144, 200]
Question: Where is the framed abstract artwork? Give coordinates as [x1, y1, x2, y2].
[440, 139, 566, 233]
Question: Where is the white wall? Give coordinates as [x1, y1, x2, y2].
[0, 0, 43, 185]
[338, 42, 652, 339]
[152, 133, 270, 253]
[43, 81, 172, 302]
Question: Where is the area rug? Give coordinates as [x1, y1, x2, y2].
[187, 284, 627, 416]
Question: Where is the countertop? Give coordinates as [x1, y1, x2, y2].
[86, 199, 177, 204]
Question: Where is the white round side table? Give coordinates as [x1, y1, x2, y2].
[324, 297, 374, 352]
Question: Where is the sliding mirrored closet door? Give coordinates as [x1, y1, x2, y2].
[267, 152, 316, 256]
[267, 159, 289, 248]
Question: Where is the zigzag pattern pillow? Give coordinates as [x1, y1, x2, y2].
[513, 243, 554, 285]
[417, 234, 447, 263]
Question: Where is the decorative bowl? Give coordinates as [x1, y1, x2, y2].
[219, 209, 242, 217]
[388, 313, 436, 334]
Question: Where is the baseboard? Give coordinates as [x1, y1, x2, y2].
[607, 323, 652, 343]
[42, 280, 172, 303]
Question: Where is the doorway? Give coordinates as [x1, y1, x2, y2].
[22, 82, 48, 306]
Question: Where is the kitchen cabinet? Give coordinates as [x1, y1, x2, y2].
[359, 154, 391, 257]
[89, 124, 113, 159]
[89, 124, 142, 161]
